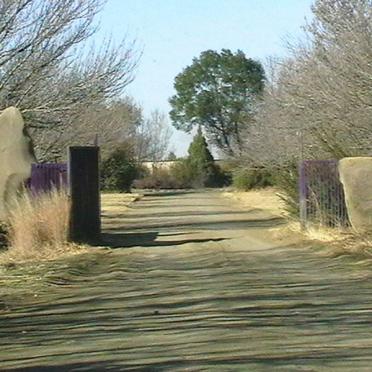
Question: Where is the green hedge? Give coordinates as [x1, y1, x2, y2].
[100, 147, 138, 192]
[232, 167, 274, 191]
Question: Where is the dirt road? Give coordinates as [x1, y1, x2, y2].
[1, 191, 372, 371]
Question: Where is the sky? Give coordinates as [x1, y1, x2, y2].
[97, 0, 314, 156]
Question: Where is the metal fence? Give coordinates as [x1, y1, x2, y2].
[28, 163, 68, 194]
[299, 160, 349, 228]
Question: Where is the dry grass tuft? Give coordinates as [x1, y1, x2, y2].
[304, 224, 351, 243]
[101, 193, 142, 214]
[0, 189, 86, 264]
[319, 233, 372, 259]
[223, 188, 288, 217]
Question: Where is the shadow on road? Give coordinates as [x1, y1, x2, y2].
[102, 209, 262, 220]
[104, 217, 285, 233]
[2, 361, 121, 372]
[100, 191, 286, 248]
[101, 231, 227, 248]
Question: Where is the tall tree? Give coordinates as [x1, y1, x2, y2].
[169, 49, 265, 155]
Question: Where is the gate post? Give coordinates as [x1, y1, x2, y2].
[299, 161, 307, 230]
[68, 146, 101, 243]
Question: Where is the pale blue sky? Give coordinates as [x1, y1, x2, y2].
[98, 0, 314, 155]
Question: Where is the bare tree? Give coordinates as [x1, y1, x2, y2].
[41, 97, 143, 160]
[240, 0, 372, 168]
[0, 0, 139, 160]
[134, 110, 172, 162]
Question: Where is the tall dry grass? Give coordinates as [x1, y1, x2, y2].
[1, 189, 85, 263]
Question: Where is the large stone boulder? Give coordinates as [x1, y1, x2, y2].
[0, 107, 35, 220]
[339, 157, 372, 233]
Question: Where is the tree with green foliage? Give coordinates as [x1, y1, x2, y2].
[169, 49, 265, 155]
[100, 145, 138, 192]
[179, 127, 223, 188]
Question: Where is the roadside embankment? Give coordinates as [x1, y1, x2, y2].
[0, 192, 142, 267]
[223, 188, 372, 259]
[223, 187, 300, 244]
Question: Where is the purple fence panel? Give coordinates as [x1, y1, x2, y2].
[299, 161, 308, 229]
[299, 160, 349, 229]
[29, 163, 68, 194]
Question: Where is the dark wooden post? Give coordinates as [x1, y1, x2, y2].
[68, 146, 101, 243]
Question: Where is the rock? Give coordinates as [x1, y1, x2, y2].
[0, 107, 35, 220]
[339, 157, 372, 233]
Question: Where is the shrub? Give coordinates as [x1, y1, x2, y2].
[210, 164, 231, 187]
[216, 161, 234, 186]
[273, 164, 300, 218]
[232, 165, 299, 218]
[0, 222, 8, 249]
[101, 147, 138, 192]
[1, 189, 83, 262]
[133, 167, 183, 189]
[133, 129, 230, 190]
[232, 167, 274, 191]
[173, 128, 228, 188]
[133, 159, 229, 190]
[170, 160, 193, 188]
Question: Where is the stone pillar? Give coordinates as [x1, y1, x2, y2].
[339, 157, 372, 233]
[0, 107, 35, 220]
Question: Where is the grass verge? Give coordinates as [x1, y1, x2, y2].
[223, 188, 372, 258]
[101, 192, 142, 214]
[0, 190, 87, 265]
[223, 188, 287, 217]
